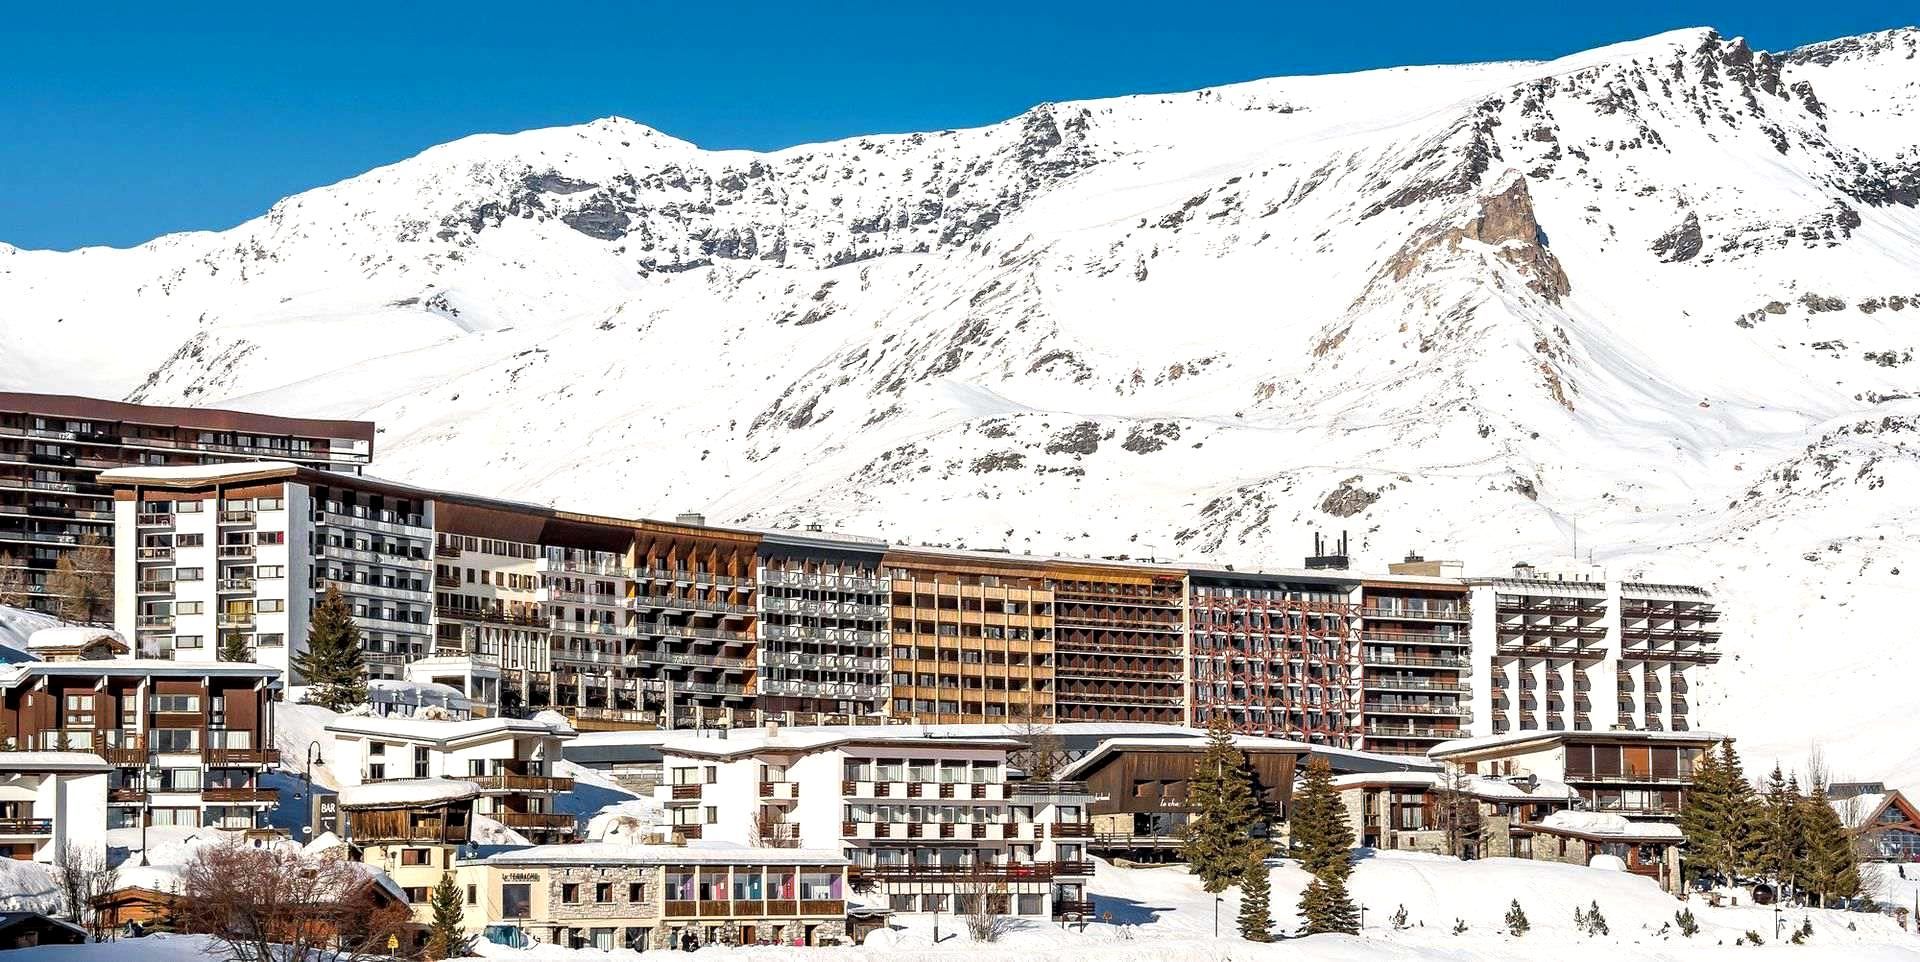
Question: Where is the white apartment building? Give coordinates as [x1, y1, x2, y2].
[0, 752, 109, 865]
[1467, 563, 1721, 737]
[649, 726, 1097, 920]
[103, 463, 437, 683]
[324, 714, 577, 842]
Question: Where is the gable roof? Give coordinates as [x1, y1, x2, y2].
[1832, 787, 1919, 832]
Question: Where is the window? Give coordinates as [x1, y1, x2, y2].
[466, 884, 477, 906]
[501, 884, 530, 918]
[175, 635, 203, 649]
[257, 531, 286, 545]
[258, 599, 284, 613]
[562, 883, 580, 904]
[414, 747, 430, 779]
[257, 633, 285, 647]
[628, 883, 643, 902]
[151, 729, 197, 753]
[176, 601, 204, 615]
[404, 887, 429, 903]
[175, 567, 204, 582]
[400, 849, 432, 866]
[257, 565, 285, 579]
[257, 498, 284, 511]
[63, 694, 94, 728]
[1018, 894, 1044, 916]
[594, 882, 612, 903]
[151, 694, 201, 712]
[176, 533, 205, 547]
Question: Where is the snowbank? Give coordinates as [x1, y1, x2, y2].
[583, 797, 667, 844]
[336, 777, 480, 808]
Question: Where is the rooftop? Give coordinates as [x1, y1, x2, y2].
[475, 841, 847, 867]
[1429, 729, 1725, 759]
[337, 778, 481, 809]
[325, 713, 574, 745]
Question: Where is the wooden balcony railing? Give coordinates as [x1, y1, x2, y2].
[469, 774, 573, 793]
[201, 787, 279, 803]
[0, 819, 52, 835]
[497, 811, 575, 831]
[203, 746, 280, 765]
[671, 784, 702, 800]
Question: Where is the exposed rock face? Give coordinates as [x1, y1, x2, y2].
[1459, 175, 1571, 302]
[1653, 211, 1704, 262]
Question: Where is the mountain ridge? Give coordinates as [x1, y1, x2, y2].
[3, 26, 1919, 784]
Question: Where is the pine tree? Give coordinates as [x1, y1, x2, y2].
[1679, 741, 1761, 882]
[426, 870, 465, 959]
[1181, 716, 1264, 893]
[294, 585, 366, 710]
[1504, 899, 1529, 937]
[219, 632, 252, 663]
[1290, 755, 1354, 882]
[1292, 755, 1359, 935]
[1756, 766, 1806, 896]
[1236, 850, 1272, 942]
[1800, 782, 1861, 907]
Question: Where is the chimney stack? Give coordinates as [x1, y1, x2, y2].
[675, 511, 706, 526]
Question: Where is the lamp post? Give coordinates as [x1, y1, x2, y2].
[1214, 895, 1222, 937]
[136, 758, 160, 866]
[1773, 903, 1782, 942]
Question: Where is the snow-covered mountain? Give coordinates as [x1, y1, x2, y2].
[4, 27, 1918, 785]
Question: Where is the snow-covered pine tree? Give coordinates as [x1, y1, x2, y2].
[219, 631, 252, 663]
[1237, 850, 1273, 942]
[294, 584, 367, 710]
[1679, 741, 1761, 882]
[1292, 754, 1359, 935]
[1298, 875, 1360, 936]
[1181, 716, 1263, 893]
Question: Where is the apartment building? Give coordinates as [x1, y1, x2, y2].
[1057, 734, 1305, 861]
[1429, 729, 1720, 822]
[1360, 561, 1474, 754]
[1187, 570, 1361, 746]
[884, 549, 1057, 725]
[0, 657, 280, 830]
[755, 530, 891, 719]
[324, 714, 577, 842]
[1050, 563, 1185, 724]
[457, 843, 850, 950]
[103, 463, 435, 681]
[0, 752, 109, 865]
[0, 392, 372, 615]
[648, 727, 1098, 921]
[1468, 563, 1721, 736]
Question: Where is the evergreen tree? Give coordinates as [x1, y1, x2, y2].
[1756, 766, 1806, 896]
[219, 632, 252, 663]
[426, 870, 465, 959]
[1679, 741, 1761, 882]
[1181, 717, 1264, 893]
[1504, 899, 1529, 936]
[293, 585, 367, 710]
[1298, 875, 1360, 935]
[1292, 755, 1359, 935]
[1237, 851, 1272, 942]
[1800, 782, 1862, 907]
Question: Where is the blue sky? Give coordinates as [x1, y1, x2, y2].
[3, 2, 1910, 251]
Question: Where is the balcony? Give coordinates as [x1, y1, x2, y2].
[1054, 899, 1096, 919]
[136, 614, 174, 631]
[759, 781, 800, 801]
[203, 745, 279, 766]
[1049, 821, 1093, 838]
[136, 546, 175, 562]
[137, 581, 175, 596]
[217, 614, 256, 629]
[217, 545, 256, 560]
[136, 513, 173, 527]
[1008, 780, 1091, 798]
[201, 787, 279, 803]
[218, 510, 256, 525]
[670, 784, 703, 801]
[496, 811, 575, 832]
[0, 819, 52, 836]
[851, 861, 1095, 883]
[469, 774, 573, 793]
[217, 578, 255, 594]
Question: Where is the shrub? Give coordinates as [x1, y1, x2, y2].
[1504, 899, 1529, 937]
[1675, 907, 1700, 938]
[1583, 900, 1609, 937]
[1452, 918, 1468, 936]
[1390, 904, 1409, 931]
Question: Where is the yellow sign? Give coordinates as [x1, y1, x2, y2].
[387, 934, 399, 950]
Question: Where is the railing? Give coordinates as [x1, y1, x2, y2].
[136, 546, 175, 561]
[672, 824, 704, 840]
[0, 819, 52, 835]
[108, 788, 143, 803]
[137, 581, 175, 594]
[1360, 654, 1469, 668]
[671, 784, 703, 800]
[217, 545, 255, 559]
[201, 787, 279, 803]
[217, 614, 255, 628]
[1008, 781, 1090, 797]
[218, 510, 256, 525]
[136, 614, 174, 630]
[852, 860, 1094, 882]
[203, 746, 280, 765]
[136, 513, 174, 527]
[1053, 899, 1096, 918]
[496, 811, 575, 831]
[218, 578, 255, 593]
[436, 605, 543, 627]
[469, 774, 573, 793]
[1359, 605, 1470, 622]
[1049, 821, 1093, 838]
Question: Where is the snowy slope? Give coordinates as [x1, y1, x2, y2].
[3, 27, 1920, 784]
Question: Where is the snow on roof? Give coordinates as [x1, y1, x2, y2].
[1532, 810, 1685, 840]
[302, 831, 346, 856]
[1429, 728, 1725, 758]
[657, 728, 1022, 760]
[1056, 735, 1314, 780]
[0, 752, 109, 773]
[479, 841, 847, 867]
[324, 713, 573, 745]
[336, 778, 481, 809]
[0, 659, 280, 688]
[25, 626, 126, 651]
[1831, 791, 1893, 830]
[98, 461, 308, 484]
[1331, 770, 1579, 802]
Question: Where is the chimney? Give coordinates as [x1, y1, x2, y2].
[765, 720, 781, 739]
[675, 511, 706, 526]
[805, 522, 823, 532]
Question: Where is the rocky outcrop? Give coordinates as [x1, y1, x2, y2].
[1652, 211, 1704, 262]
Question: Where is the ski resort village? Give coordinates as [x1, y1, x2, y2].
[3, 10, 1920, 962]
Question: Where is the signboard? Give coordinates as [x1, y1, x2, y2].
[312, 792, 340, 837]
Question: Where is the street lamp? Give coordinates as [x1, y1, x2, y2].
[136, 758, 161, 866]
[1214, 895, 1223, 937]
[301, 740, 324, 835]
